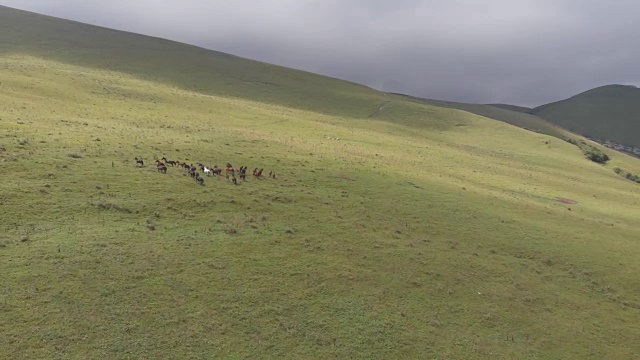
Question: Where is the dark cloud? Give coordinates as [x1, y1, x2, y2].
[2, 0, 639, 106]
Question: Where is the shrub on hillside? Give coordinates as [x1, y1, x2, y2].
[564, 137, 610, 163]
[583, 146, 610, 163]
[570, 140, 611, 164]
[613, 167, 640, 184]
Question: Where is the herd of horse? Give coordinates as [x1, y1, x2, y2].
[134, 156, 275, 186]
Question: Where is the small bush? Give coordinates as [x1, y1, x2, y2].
[564, 137, 578, 145]
[584, 148, 609, 163]
[565, 138, 610, 164]
[613, 167, 640, 184]
[577, 141, 609, 164]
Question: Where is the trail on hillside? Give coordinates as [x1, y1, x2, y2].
[367, 101, 391, 117]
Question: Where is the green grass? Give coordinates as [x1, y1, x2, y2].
[2, 6, 640, 359]
[533, 84, 640, 147]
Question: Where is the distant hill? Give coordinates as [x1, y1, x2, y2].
[390, 94, 575, 140]
[532, 85, 640, 147]
[488, 104, 532, 113]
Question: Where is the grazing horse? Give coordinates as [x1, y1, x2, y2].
[212, 165, 222, 176]
[135, 157, 144, 167]
[155, 160, 167, 174]
[239, 166, 247, 180]
[253, 168, 264, 178]
[195, 175, 204, 185]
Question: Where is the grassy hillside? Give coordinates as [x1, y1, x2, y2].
[533, 85, 640, 147]
[391, 93, 574, 140]
[2, 6, 640, 359]
[0, 5, 385, 119]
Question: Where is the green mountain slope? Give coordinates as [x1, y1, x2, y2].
[2, 5, 640, 359]
[0, 5, 382, 119]
[533, 85, 640, 147]
[391, 93, 574, 140]
[488, 103, 533, 113]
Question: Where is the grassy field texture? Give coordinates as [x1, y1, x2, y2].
[2, 6, 640, 360]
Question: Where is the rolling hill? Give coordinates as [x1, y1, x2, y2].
[532, 85, 640, 148]
[390, 93, 574, 140]
[2, 5, 640, 359]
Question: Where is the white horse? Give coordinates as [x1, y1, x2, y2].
[203, 166, 213, 176]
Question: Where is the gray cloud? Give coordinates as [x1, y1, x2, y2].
[1, 0, 639, 106]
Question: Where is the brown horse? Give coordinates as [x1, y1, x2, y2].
[162, 157, 177, 166]
[225, 164, 235, 179]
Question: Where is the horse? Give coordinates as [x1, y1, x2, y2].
[155, 160, 167, 174]
[239, 166, 247, 180]
[198, 164, 213, 176]
[134, 157, 144, 167]
[195, 175, 204, 185]
[212, 166, 222, 176]
[225, 164, 235, 179]
[162, 157, 177, 166]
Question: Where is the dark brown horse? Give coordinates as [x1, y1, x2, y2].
[155, 160, 167, 174]
[195, 175, 204, 185]
[162, 157, 177, 166]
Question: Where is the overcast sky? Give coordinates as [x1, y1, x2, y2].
[1, 0, 638, 107]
